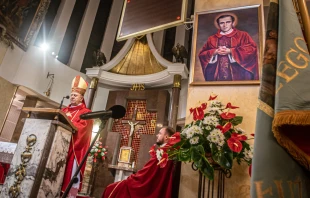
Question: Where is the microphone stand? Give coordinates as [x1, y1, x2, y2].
[61, 118, 108, 198]
[59, 96, 69, 109]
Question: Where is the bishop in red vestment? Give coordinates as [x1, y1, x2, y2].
[198, 14, 259, 81]
[61, 76, 93, 196]
[102, 127, 180, 198]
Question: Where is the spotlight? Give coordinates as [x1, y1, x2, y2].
[55, 55, 58, 59]
[40, 43, 49, 51]
[52, 52, 55, 55]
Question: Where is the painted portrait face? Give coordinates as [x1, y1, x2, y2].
[70, 91, 83, 106]
[218, 16, 233, 33]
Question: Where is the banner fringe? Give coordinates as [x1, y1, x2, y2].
[273, 110, 310, 170]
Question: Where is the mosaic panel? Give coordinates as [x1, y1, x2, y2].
[111, 100, 157, 163]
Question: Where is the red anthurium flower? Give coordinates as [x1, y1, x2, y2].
[220, 112, 236, 120]
[231, 133, 247, 141]
[196, 107, 204, 120]
[102, 156, 105, 160]
[201, 103, 207, 110]
[157, 152, 168, 168]
[226, 102, 239, 109]
[190, 105, 205, 121]
[227, 138, 243, 152]
[216, 122, 232, 133]
[168, 132, 181, 145]
[209, 95, 218, 101]
[149, 144, 156, 157]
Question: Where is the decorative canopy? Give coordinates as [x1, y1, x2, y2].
[86, 34, 188, 88]
[109, 36, 166, 75]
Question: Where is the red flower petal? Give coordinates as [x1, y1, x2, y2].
[208, 95, 218, 101]
[158, 153, 168, 168]
[168, 132, 181, 145]
[189, 108, 194, 114]
[227, 138, 243, 152]
[220, 112, 236, 120]
[193, 109, 198, 120]
[197, 107, 204, 120]
[216, 123, 231, 133]
[226, 102, 239, 109]
[231, 133, 247, 141]
[201, 103, 207, 110]
[251, 133, 255, 137]
[149, 144, 156, 157]
[222, 122, 232, 133]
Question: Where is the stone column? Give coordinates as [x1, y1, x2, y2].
[169, 74, 182, 130]
[69, 0, 100, 71]
[100, 0, 124, 61]
[153, 30, 165, 55]
[86, 77, 99, 109]
[48, 0, 76, 55]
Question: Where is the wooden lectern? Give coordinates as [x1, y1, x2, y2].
[0, 108, 77, 198]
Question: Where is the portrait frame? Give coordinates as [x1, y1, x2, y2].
[190, 5, 263, 85]
[118, 146, 133, 164]
[0, 0, 51, 51]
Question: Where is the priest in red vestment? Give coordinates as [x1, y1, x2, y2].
[102, 127, 180, 198]
[198, 13, 259, 81]
[61, 76, 93, 196]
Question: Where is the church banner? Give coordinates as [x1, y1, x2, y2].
[251, 0, 310, 197]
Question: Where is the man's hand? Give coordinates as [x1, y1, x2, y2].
[217, 46, 231, 55]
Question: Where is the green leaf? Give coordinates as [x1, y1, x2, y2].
[197, 145, 205, 154]
[191, 146, 202, 162]
[178, 148, 191, 161]
[199, 156, 214, 180]
[212, 144, 233, 169]
[231, 116, 243, 125]
[194, 158, 203, 168]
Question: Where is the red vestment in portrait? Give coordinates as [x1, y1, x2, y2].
[198, 28, 259, 81]
[61, 103, 93, 192]
[102, 133, 181, 198]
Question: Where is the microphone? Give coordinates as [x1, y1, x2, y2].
[80, 105, 126, 120]
[59, 95, 70, 109]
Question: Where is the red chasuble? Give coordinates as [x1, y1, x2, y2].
[61, 103, 93, 192]
[102, 133, 181, 198]
[198, 28, 259, 81]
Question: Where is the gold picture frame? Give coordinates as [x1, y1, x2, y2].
[190, 5, 263, 86]
[0, 0, 51, 51]
[118, 146, 133, 164]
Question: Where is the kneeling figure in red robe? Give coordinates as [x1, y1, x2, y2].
[102, 127, 180, 198]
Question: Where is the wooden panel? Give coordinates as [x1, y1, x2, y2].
[0, 77, 17, 138]
[117, 0, 186, 40]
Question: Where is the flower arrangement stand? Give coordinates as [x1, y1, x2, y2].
[194, 164, 231, 198]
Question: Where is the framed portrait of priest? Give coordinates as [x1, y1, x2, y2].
[190, 5, 263, 85]
[0, 0, 50, 51]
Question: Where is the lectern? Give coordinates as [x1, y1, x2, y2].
[0, 108, 77, 198]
